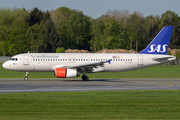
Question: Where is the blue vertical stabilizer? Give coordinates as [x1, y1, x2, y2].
[139, 26, 173, 54]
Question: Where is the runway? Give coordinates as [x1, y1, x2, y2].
[0, 79, 180, 93]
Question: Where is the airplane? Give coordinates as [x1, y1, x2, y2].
[2, 26, 176, 81]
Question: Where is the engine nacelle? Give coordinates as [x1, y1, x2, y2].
[55, 68, 78, 78]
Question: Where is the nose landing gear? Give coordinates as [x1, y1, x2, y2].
[24, 72, 29, 81]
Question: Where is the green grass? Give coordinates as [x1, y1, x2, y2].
[0, 90, 180, 119]
[1, 63, 180, 79]
[1, 62, 180, 119]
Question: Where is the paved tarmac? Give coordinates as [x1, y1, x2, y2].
[0, 79, 180, 93]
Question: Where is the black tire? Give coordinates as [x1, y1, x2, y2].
[82, 75, 89, 81]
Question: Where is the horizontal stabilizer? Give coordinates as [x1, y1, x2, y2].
[153, 56, 176, 62]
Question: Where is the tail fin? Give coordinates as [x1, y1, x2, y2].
[139, 26, 173, 55]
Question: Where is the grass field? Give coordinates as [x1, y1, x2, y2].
[0, 90, 180, 119]
[1, 63, 180, 79]
[1, 63, 180, 119]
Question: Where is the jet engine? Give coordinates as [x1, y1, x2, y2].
[55, 68, 79, 78]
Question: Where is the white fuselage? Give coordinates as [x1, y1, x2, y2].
[2, 53, 176, 73]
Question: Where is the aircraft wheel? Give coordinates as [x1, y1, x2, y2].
[82, 75, 89, 81]
[82, 75, 85, 81]
[24, 77, 28, 81]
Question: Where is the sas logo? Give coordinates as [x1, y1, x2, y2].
[148, 44, 168, 53]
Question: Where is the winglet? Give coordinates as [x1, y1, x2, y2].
[107, 59, 112, 64]
[139, 26, 173, 55]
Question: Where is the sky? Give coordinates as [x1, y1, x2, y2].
[0, 0, 179, 19]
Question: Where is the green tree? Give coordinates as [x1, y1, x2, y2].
[0, 7, 30, 55]
[54, 7, 73, 48]
[0, 41, 4, 56]
[159, 10, 180, 49]
[8, 44, 16, 56]
[1, 41, 9, 56]
[159, 10, 178, 29]
[65, 11, 91, 50]
[27, 23, 47, 52]
[144, 15, 159, 46]
[44, 18, 60, 52]
[56, 47, 65, 53]
[29, 7, 44, 26]
[127, 12, 145, 51]
[6, 17, 29, 55]
[89, 18, 105, 52]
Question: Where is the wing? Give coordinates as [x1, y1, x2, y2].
[52, 59, 112, 73]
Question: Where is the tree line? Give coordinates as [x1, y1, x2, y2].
[0, 7, 180, 56]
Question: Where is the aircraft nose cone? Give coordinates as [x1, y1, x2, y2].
[2, 62, 8, 69]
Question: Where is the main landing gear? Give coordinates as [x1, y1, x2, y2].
[81, 70, 89, 81]
[82, 75, 89, 81]
[24, 72, 29, 81]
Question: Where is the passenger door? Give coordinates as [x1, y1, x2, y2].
[23, 55, 29, 65]
[138, 55, 143, 65]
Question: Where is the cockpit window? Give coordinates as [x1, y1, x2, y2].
[9, 58, 18, 61]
